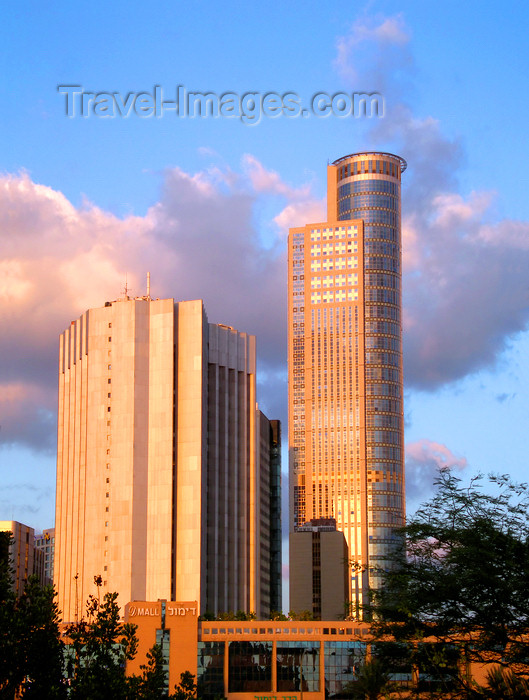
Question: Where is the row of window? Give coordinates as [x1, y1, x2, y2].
[311, 242, 358, 254]
[197, 640, 460, 698]
[338, 178, 399, 195]
[309, 226, 358, 241]
[341, 207, 398, 226]
[337, 159, 401, 181]
[339, 193, 397, 210]
[364, 255, 399, 272]
[311, 290, 359, 304]
[310, 273, 358, 288]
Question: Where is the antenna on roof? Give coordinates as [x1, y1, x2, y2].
[147, 271, 151, 299]
[123, 274, 129, 299]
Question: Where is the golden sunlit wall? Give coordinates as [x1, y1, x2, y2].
[288, 153, 406, 612]
[55, 297, 275, 622]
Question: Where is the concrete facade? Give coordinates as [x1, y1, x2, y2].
[0, 520, 45, 595]
[289, 519, 348, 621]
[35, 527, 55, 586]
[55, 296, 280, 622]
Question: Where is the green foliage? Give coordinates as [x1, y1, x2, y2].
[288, 609, 314, 621]
[342, 659, 392, 699]
[366, 470, 529, 696]
[0, 532, 10, 570]
[270, 610, 288, 620]
[129, 644, 169, 699]
[17, 577, 66, 699]
[0, 532, 17, 699]
[0, 532, 65, 699]
[482, 666, 529, 698]
[65, 581, 138, 699]
[214, 610, 257, 620]
[0, 565, 205, 699]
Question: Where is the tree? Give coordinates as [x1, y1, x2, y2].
[16, 576, 66, 699]
[65, 578, 138, 699]
[288, 610, 314, 621]
[0, 533, 65, 699]
[170, 670, 197, 699]
[129, 644, 169, 699]
[342, 659, 393, 700]
[366, 470, 529, 696]
[482, 666, 529, 698]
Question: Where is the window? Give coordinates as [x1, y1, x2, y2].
[228, 642, 272, 693]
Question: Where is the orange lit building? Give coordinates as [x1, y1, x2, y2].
[54, 295, 281, 622]
[120, 605, 492, 699]
[0, 520, 46, 595]
[124, 603, 375, 698]
[288, 153, 406, 612]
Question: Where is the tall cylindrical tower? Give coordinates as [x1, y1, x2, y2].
[332, 152, 406, 593]
[288, 152, 406, 614]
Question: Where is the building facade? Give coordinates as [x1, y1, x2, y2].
[0, 520, 46, 595]
[124, 603, 375, 699]
[256, 416, 282, 617]
[120, 605, 489, 699]
[288, 152, 406, 612]
[55, 296, 280, 622]
[35, 527, 55, 586]
[289, 518, 348, 621]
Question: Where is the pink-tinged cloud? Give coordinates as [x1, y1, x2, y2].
[242, 154, 325, 235]
[0, 159, 316, 452]
[405, 439, 468, 502]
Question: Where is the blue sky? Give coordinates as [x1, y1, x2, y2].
[2, 1, 529, 547]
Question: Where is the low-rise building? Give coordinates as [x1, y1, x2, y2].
[0, 520, 46, 595]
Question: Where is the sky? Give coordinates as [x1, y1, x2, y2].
[2, 0, 529, 566]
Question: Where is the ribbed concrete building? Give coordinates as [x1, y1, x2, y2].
[288, 152, 406, 613]
[55, 295, 280, 622]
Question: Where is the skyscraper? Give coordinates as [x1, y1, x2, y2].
[288, 152, 406, 612]
[55, 295, 281, 622]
